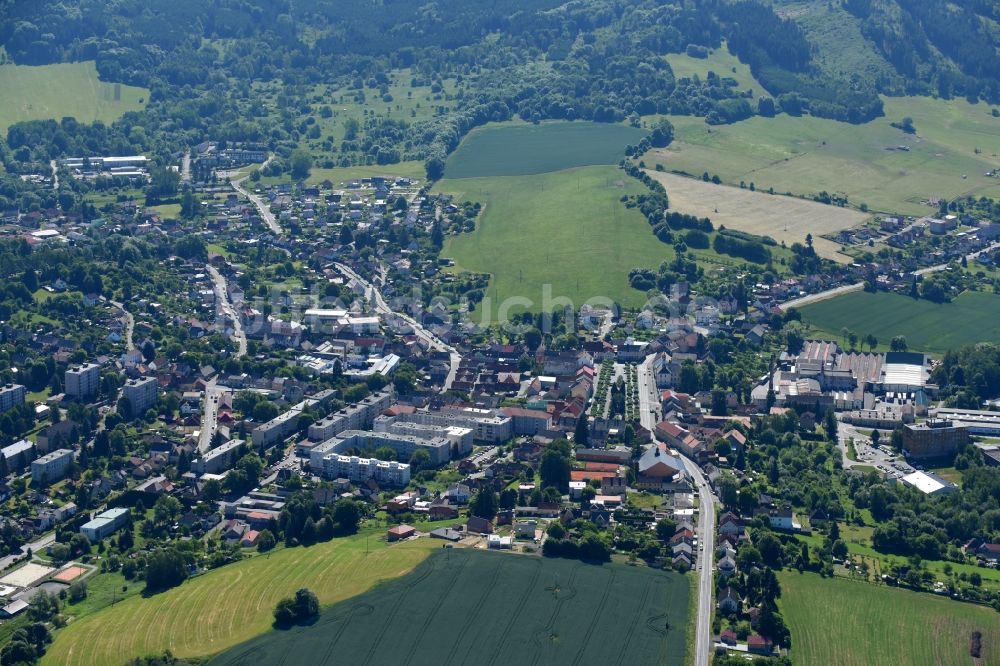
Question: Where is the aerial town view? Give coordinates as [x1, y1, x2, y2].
[0, 1, 998, 665]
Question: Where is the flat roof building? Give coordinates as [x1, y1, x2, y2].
[323, 454, 410, 487]
[66, 363, 101, 399]
[0, 384, 26, 414]
[311, 430, 453, 472]
[30, 448, 74, 484]
[902, 420, 970, 461]
[80, 507, 131, 541]
[900, 470, 958, 496]
[123, 376, 158, 417]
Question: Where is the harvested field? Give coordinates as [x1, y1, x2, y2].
[645, 170, 866, 261]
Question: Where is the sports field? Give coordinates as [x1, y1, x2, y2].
[779, 571, 1000, 666]
[439, 165, 670, 312]
[645, 170, 865, 261]
[797, 290, 1000, 354]
[645, 96, 1000, 215]
[445, 121, 647, 178]
[0, 61, 148, 134]
[41, 533, 439, 665]
[210, 549, 690, 666]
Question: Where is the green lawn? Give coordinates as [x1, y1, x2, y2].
[797, 290, 1000, 354]
[644, 96, 1000, 215]
[41, 532, 440, 665]
[210, 549, 690, 666]
[779, 571, 1000, 666]
[0, 61, 148, 134]
[445, 121, 647, 178]
[439, 165, 671, 313]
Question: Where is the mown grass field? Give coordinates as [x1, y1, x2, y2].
[797, 290, 1000, 354]
[779, 571, 1000, 666]
[445, 121, 646, 178]
[41, 533, 439, 665]
[439, 165, 670, 312]
[665, 44, 765, 93]
[0, 61, 148, 134]
[210, 549, 690, 666]
[644, 169, 864, 262]
[645, 96, 1000, 215]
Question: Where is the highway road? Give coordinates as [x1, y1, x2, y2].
[637, 356, 716, 666]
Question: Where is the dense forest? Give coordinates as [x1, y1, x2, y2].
[0, 0, 997, 179]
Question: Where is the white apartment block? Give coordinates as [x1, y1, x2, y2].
[310, 430, 452, 472]
[65, 363, 101, 399]
[0, 383, 26, 413]
[31, 448, 74, 484]
[372, 415, 473, 455]
[306, 388, 394, 441]
[383, 408, 513, 443]
[322, 454, 410, 487]
[122, 376, 158, 416]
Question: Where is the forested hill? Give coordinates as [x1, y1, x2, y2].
[0, 0, 997, 179]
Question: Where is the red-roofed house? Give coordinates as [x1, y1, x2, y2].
[387, 524, 416, 542]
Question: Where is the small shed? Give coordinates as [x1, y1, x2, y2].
[387, 524, 416, 542]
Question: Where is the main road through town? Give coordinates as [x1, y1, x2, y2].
[637, 355, 717, 666]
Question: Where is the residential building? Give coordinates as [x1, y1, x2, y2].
[0, 384, 26, 413]
[500, 407, 553, 435]
[122, 376, 158, 417]
[65, 363, 101, 399]
[388, 407, 512, 443]
[306, 389, 394, 441]
[192, 439, 245, 474]
[372, 414, 473, 455]
[1, 439, 34, 472]
[30, 448, 74, 484]
[322, 454, 410, 487]
[80, 507, 131, 541]
[311, 430, 453, 471]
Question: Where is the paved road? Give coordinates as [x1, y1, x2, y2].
[779, 282, 864, 311]
[914, 241, 1000, 276]
[197, 379, 231, 454]
[109, 300, 136, 352]
[49, 159, 58, 191]
[334, 262, 462, 392]
[229, 156, 280, 235]
[0, 531, 56, 573]
[181, 150, 191, 182]
[781, 241, 1000, 311]
[637, 356, 715, 666]
[207, 265, 247, 358]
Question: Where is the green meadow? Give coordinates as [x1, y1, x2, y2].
[646, 96, 1000, 215]
[779, 571, 1000, 666]
[0, 61, 148, 134]
[444, 121, 647, 178]
[797, 290, 1000, 353]
[439, 165, 670, 312]
[211, 549, 690, 666]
